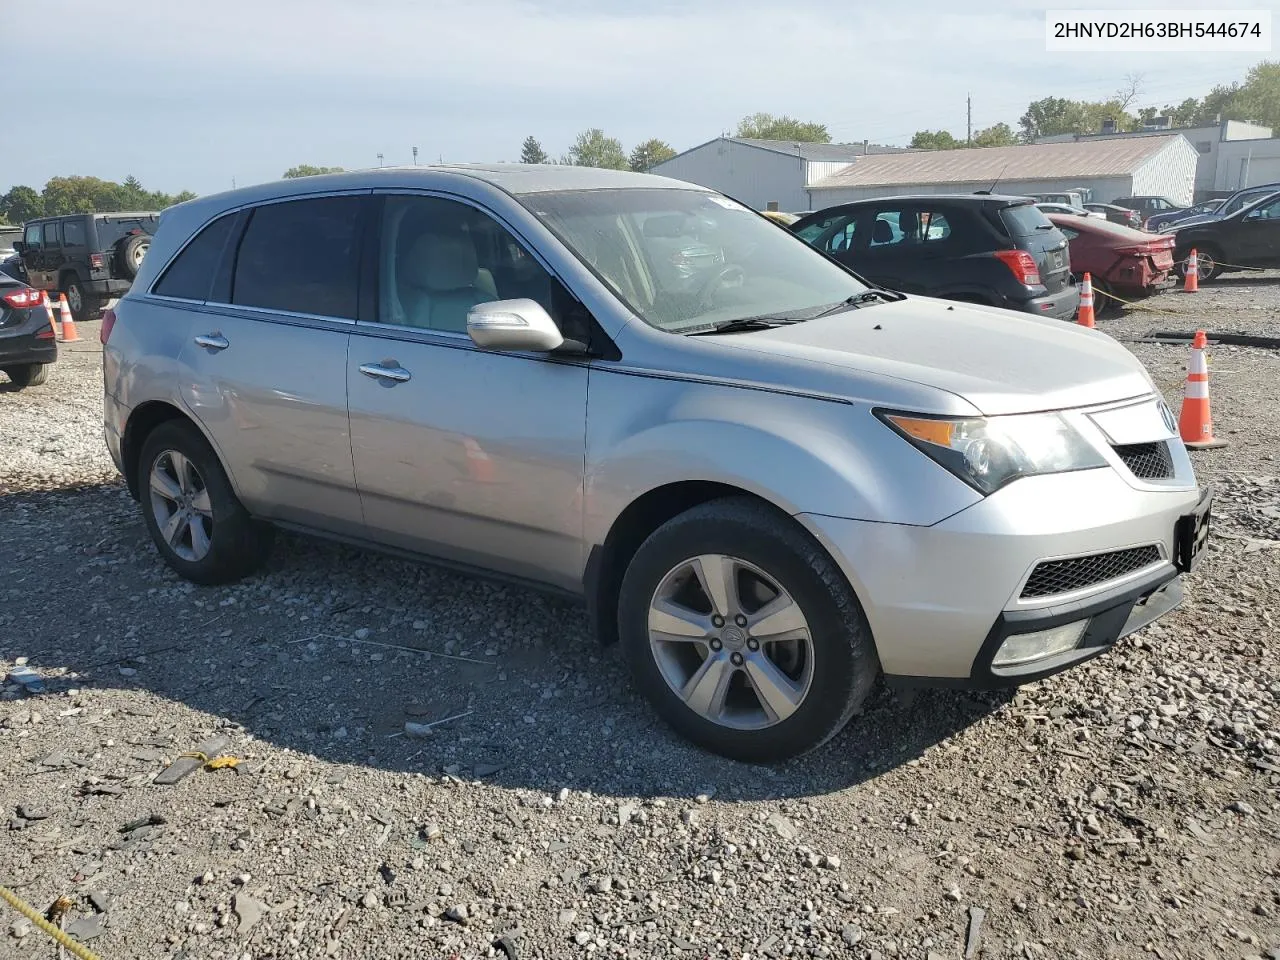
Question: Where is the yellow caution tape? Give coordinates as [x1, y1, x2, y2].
[179, 751, 242, 771]
[0, 885, 104, 960]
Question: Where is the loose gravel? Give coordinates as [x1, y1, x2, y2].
[2, 281, 1278, 960]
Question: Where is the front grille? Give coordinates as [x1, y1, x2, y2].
[1021, 545, 1162, 599]
[1114, 441, 1174, 480]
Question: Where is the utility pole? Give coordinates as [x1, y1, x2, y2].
[967, 94, 972, 145]
[377, 153, 384, 167]
[412, 146, 419, 166]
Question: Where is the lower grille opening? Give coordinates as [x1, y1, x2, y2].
[1114, 441, 1174, 480]
[1021, 545, 1162, 599]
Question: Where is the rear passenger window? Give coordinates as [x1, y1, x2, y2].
[62, 221, 86, 247]
[153, 213, 237, 301]
[232, 197, 362, 318]
[43, 223, 59, 247]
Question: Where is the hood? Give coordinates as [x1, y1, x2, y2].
[717, 298, 1153, 416]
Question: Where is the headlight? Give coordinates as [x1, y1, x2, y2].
[877, 410, 1107, 495]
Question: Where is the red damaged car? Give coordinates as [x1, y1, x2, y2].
[1046, 213, 1176, 314]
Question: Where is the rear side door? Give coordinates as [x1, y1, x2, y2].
[852, 203, 959, 295]
[174, 194, 368, 535]
[41, 222, 65, 286]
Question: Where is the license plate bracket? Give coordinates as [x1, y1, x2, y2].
[1174, 485, 1212, 574]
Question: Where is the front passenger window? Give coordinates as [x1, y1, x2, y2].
[377, 195, 574, 337]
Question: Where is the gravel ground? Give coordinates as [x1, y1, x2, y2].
[2, 280, 1278, 960]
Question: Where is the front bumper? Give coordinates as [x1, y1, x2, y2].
[799, 467, 1207, 685]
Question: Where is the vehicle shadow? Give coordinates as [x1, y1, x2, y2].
[1, 481, 1012, 802]
[1206, 274, 1280, 288]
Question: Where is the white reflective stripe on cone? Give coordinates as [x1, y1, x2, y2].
[1184, 381, 1209, 399]
[1188, 352, 1208, 375]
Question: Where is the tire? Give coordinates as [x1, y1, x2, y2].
[2, 363, 50, 388]
[1091, 278, 1120, 317]
[61, 276, 100, 322]
[1178, 245, 1222, 283]
[138, 420, 274, 585]
[117, 234, 150, 279]
[617, 497, 880, 763]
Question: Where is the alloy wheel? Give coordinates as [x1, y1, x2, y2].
[149, 450, 214, 562]
[647, 554, 815, 730]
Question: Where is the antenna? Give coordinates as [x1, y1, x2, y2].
[986, 161, 1010, 194]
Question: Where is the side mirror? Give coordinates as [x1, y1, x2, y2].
[467, 298, 565, 353]
[11, 241, 25, 254]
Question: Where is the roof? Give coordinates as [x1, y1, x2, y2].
[163, 163, 715, 219]
[727, 138, 909, 162]
[809, 136, 1190, 191]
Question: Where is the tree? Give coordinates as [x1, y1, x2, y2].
[1237, 60, 1280, 130]
[282, 165, 345, 179]
[1018, 96, 1135, 141]
[910, 129, 961, 150]
[567, 129, 627, 169]
[1115, 73, 1145, 112]
[520, 136, 549, 165]
[629, 138, 676, 172]
[971, 122, 1017, 147]
[0, 186, 42, 224]
[735, 113, 830, 143]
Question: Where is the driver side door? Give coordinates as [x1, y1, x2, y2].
[1235, 198, 1280, 265]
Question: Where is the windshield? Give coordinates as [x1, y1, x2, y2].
[520, 188, 868, 333]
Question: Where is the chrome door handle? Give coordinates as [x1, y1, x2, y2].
[194, 333, 229, 351]
[359, 362, 412, 384]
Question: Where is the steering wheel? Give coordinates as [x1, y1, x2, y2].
[695, 263, 745, 309]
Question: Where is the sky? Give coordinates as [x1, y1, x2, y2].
[1, 0, 1273, 197]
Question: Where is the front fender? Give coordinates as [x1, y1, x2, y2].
[584, 371, 982, 548]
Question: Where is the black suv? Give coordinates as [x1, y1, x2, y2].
[1167, 190, 1280, 281]
[13, 212, 158, 321]
[790, 194, 1079, 319]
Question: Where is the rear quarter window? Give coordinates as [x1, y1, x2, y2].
[999, 204, 1054, 237]
[152, 213, 238, 301]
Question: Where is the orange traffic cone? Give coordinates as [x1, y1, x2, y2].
[463, 438, 495, 482]
[57, 294, 80, 342]
[41, 291, 59, 338]
[1178, 330, 1227, 449]
[1182, 248, 1199, 293]
[1077, 272, 1096, 328]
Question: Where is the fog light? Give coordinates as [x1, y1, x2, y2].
[992, 620, 1088, 668]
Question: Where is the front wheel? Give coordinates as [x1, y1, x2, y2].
[138, 420, 274, 584]
[618, 497, 880, 763]
[1178, 247, 1222, 283]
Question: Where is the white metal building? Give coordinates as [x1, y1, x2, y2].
[1037, 120, 1273, 200]
[649, 138, 915, 213]
[807, 136, 1199, 209]
[1214, 137, 1280, 192]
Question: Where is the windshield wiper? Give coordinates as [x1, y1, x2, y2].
[811, 289, 903, 319]
[687, 317, 806, 336]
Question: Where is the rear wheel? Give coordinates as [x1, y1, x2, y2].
[139, 420, 274, 584]
[2, 363, 50, 388]
[1090, 278, 1121, 316]
[618, 497, 880, 763]
[62, 277, 100, 322]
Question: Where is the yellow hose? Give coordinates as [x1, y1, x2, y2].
[0, 884, 104, 960]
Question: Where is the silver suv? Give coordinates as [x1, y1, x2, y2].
[102, 165, 1211, 763]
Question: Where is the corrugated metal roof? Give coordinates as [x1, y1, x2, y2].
[810, 136, 1187, 190]
[729, 138, 911, 162]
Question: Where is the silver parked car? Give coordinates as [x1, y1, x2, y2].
[101, 165, 1212, 763]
